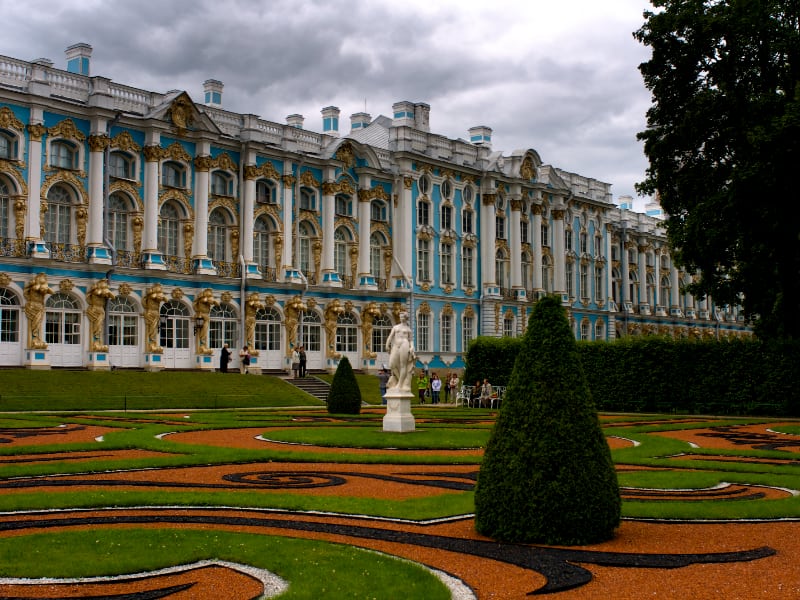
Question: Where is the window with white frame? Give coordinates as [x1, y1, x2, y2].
[208, 208, 233, 262]
[595, 265, 604, 303]
[0, 288, 20, 343]
[417, 199, 430, 227]
[503, 316, 514, 338]
[300, 187, 316, 211]
[440, 243, 454, 284]
[371, 200, 387, 222]
[370, 232, 384, 280]
[161, 161, 186, 188]
[253, 216, 274, 271]
[45, 293, 81, 345]
[565, 229, 573, 252]
[0, 177, 11, 238]
[542, 255, 553, 293]
[580, 263, 589, 300]
[372, 314, 392, 356]
[594, 235, 603, 257]
[416, 312, 430, 352]
[109, 151, 134, 179]
[335, 194, 352, 216]
[440, 204, 453, 230]
[108, 296, 137, 347]
[418, 173, 431, 196]
[417, 237, 431, 281]
[462, 185, 474, 205]
[462, 314, 475, 350]
[298, 221, 313, 277]
[334, 227, 350, 280]
[521, 219, 529, 244]
[647, 273, 656, 306]
[255, 306, 281, 352]
[660, 275, 670, 307]
[566, 261, 574, 298]
[495, 214, 506, 240]
[461, 207, 473, 234]
[256, 179, 277, 204]
[211, 171, 234, 196]
[158, 200, 182, 256]
[441, 178, 452, 200]
[44, 184, 75, 244]
[595, 320, 606, 340]
[50, 140, 78, 169]
[209, 303, 238, 349]
[541, 222, 549, 247]
[522, 251, 532, 291]
[580, 231, 588, 254]
[336, 311, 358, 353]
[301, 311, 322, 352]
[629, 270, 639, 304]
[612, 267, 621, 304]
[462, 246, 474, 287]
[106, 192, 133, 252]
[496, 249, 509, 289]
[440, 312, 452, 353]
[580, 320, 590, 341]
[0, 130, 18, 160]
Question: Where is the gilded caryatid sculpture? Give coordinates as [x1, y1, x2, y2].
[142, 284, 168, 354]
[323, 299, 345, 358]
[244, 292, 264, 355]
[23, 273, 52, 349]
[86, 279, 115, 352]
[192, 288, 218, 355]
[283, 295, 306, 356]
[360, 301, 382, 358]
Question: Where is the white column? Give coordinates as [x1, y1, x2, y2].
[638, 242, 648, 311]
[532, 204, 543, 293]
[87, 125, 111, 264]
[480, 192, 497, 295]
[552, 208, 566, 298]
[192, 150, 213, 274]
[321, 174, 339, 285]
[604, 223, 614, 309]
[396, 173, 413, 289]
[509, 197, 523, 299]
[653, 247, 662, 312]
[242, 155, 259, 279]
[142, 134, 165, 269]
[357, 175, 375, 289]
[281, 161, 295, 281]
[670, 264, 681, 315]
[25, 114, 48, 258]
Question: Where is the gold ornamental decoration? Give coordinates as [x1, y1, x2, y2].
[48, 119, 86, 141]
[86, 280, 115, 352]
[168, 95, 194, 134]
[111, 131, 142, 153]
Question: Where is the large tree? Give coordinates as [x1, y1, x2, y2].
[635, 0, 800, 339]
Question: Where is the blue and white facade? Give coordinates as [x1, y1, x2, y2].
[0, 44, 749, 372]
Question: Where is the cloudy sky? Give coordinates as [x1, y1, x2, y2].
[2, 0, 654, 208]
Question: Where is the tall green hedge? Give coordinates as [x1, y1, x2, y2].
[326, 356, 362, 414]
[464, 335, 800, 416]
[475, 296, 620, 544]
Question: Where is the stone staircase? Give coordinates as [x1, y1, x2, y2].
[287, 375, 330, 403]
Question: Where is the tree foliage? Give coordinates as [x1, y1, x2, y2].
[634, 0, 800, 340]
[326, 356, 362, 414]
[474, 296, 620, 545]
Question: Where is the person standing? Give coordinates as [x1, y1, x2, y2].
[417, 370, 429, 404]
[298, 345, 307, 378]
[239, 345, 251, 374]
[430, 373, 441, 404]
[480, 378, 493, 408]
[377, 366, 390, 405]
[220, 343, 231, 373]
[291, 346, 301, 379]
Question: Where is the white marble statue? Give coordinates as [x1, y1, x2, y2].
[386, 312, 416, 393]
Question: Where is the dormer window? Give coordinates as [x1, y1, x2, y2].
[109, 151, 134, 179]
[50, 140, 78, 169]
[211, 171, 234, 196]
[161, 161, 186, 189]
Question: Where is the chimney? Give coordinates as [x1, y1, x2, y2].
[286, 114, 304, 129]
[65, 43, 92, 76]
[392, 101, 415, 128]
[203, 79, 224, 107]
[469, 125, 493, 148]
[321, 106, 340, 136]
[350, 112, 371, 132]
[413, 102, 430, 132]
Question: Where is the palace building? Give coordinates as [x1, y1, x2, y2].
[0, 44, 749, 372]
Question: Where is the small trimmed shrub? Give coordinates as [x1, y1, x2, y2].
[327, 356, 362, 414]
[474, 295, 620, 544]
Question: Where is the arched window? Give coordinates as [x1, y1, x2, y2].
[209, 303, 238, 349]
[256, 179, 277, 204]
[107, 192, 133, 252]
[298, 221, 313, 277]
[372, 314, 392, 356]
[253, 215, 275, 273]
[50, 140, 78, 169]
[629, 270, 639, 305]
[335, 311, 358, 353]
[161, 161, 186, 188]
[108, 296, 137, 346]
[0, 288, 20, 343]
[211, 171, 234, 196]
[646, 273, 656, 306]
[208, 208, 233, 262]
[660, 275, 671, 308]
[160, 300, 190, 349]
[334, 227, 350, 280]
[44, 184, 75, 244]
[301, 311, 321, 352]
[0, 177, 10, 239]
[255, 306, 281, 352]
[45, 293, 81, 345]
[109, 151, 134, 179]
[158, 201, 183, 256]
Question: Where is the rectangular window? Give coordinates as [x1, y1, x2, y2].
[580, 264, 589, 300]
[417, 201, 430, 226]
[441, 244, 453, 284]
[441, 205, 452, 230]
[417, 239, 430, 281]
[0, 197, 9, 238]
[462, 247, 474, 287]
[566, 263, 574, 298]
[503, 317, 514, 338]
[521, 220, 529, 244]
[565, 230, 573, 252]
[541, 223, 549, 247]
[416, 313, 430, 352]
[301, 322, 321, 352]
[496, 216, 506, 240]
[441, 314, 452, 353]
[462, 315, 474, 350]
[0, 308, 19, 342]
[595, 266, 604, 303]
[462, 210, 473, 234]
[595, 236, 603, 257]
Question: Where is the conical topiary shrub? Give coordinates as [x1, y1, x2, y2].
[326, 356, 362, 414]
[474, 295, 620, 544]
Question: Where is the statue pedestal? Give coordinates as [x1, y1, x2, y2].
[195, 353, 215, 371]
[383, 390, 416, 432]
[87, 351, 111, 371]
[24, 348, 51, 370]
[144, 353, 165, 372]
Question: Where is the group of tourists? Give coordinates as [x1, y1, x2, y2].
[417, 371, 460, 405]
[218, 344, 252, 375]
